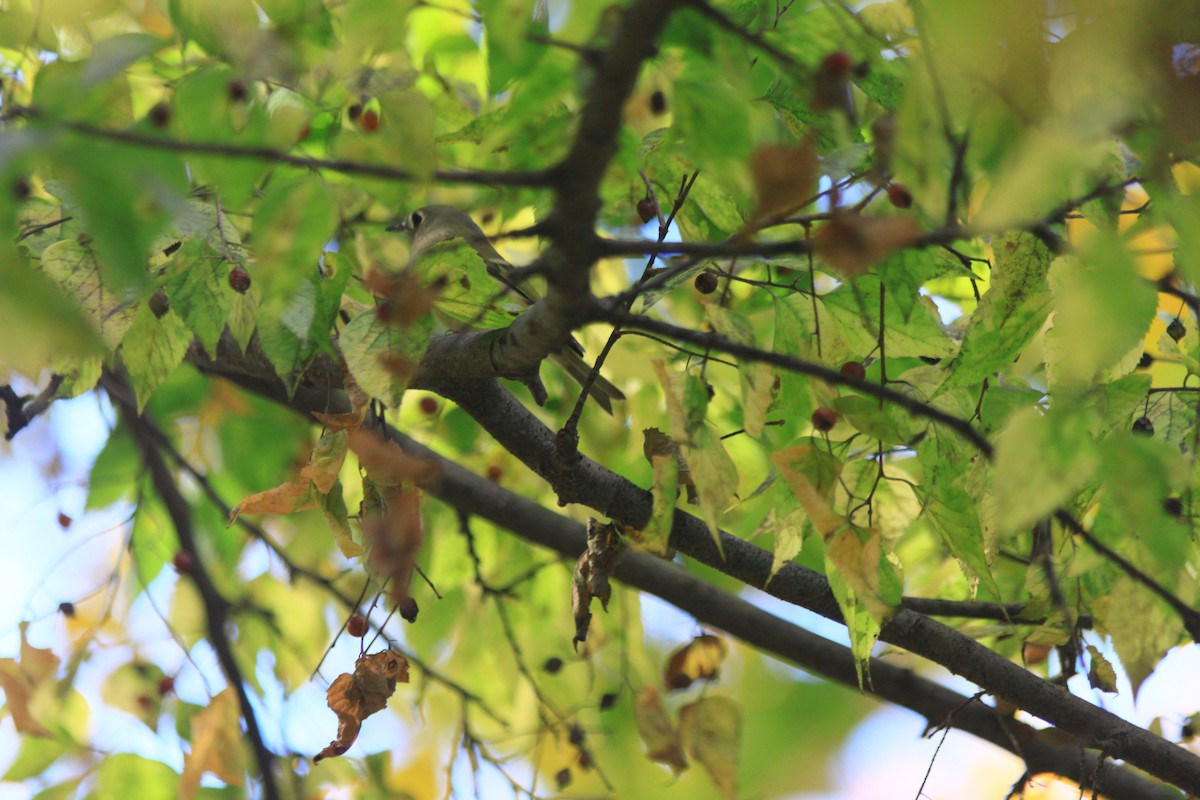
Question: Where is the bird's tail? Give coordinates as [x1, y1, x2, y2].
[553, 349, 625, 415]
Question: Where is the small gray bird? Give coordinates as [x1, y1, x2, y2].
[387, 205, 625, 414]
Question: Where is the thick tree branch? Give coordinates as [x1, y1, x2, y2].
[438, 379, 1200, 794]
[101, 372, 280, 800]
[185, 353, 1198, 794]
[377, 412, 1182, 800]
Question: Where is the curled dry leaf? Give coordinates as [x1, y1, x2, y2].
[314, 650, 410, 763]
[633, 686, 688, 773]
[812, 211, 921, 277]
[664, 634, 728, 691]
[571, 520, 625, 649]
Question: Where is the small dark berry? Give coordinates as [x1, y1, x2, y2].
[1163, 497, 1184, 518]
[346, 614, 368, 637]
[419, 396, 439, 415]
[577, 749, 593, 770]
[486, 465, 503, 482]
[57, 512, 72, 529]
[227, 80, 248, 102]
[694, 271, 719, 294]
[1138, 352, 1154, 369]
[543, 657, 564, 674]
[1184, 723, 1196, 740]
[599, 692, 618, 710]
[649, 89, 667, 115]
[568, 724, 585, 746]
[555, 768, 571, 789]
[361, 108, 380, 132]
[636, 196, 658, 224]
[228, 266, 251, 294]
[853, 61, 871, 79]
[158, 676, 175, 695]
[1132, 416, 1155, 436]
[58, 601, 75, 617]
[1168, 319, 1186, 341]
[811, 407, 837, 432]
[886, 183, 913, 209]
[173, 551, 194, 573]
[149, 290, 170, 319]
[839, 361, 866, 380]
[348, 103, 363, 122]
[398, 596, 419, 622]
[148, 102, 171, 128]
[12, 178, 30, 199]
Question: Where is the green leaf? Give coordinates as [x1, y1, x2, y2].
[1046, 238, 1157, 388]
[40, 239, 137, 349]
[943, 231, 1054, 390]
[119, 304, 194, 411]
[643, 452, 679, 557]
[821, 274, 956, 359]
[993, 405, 1100, 535]
[707, 305, 775, 438]
[163, 241, 233, 357]
[319, 480, 362, 558]
[1095, 577, 1181, 697]
[94, 754, 177, 800]
[3, 736, 67, 781]
[1098, 435, 1191, 571]
[340, 309, 432, 407]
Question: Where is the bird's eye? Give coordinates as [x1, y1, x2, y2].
[410, 212, 423, 229]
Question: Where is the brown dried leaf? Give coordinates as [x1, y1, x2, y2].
[361, 484, 424, 606]
[585, 519, 623, 612]
[812, 211, 921, 277]
[229, 479, 315, 523]
[750, 142, 818, 223]
[679, 696, 741, 800]
[643, 427, 696, 503]
[314, 650, 410, 763]
[228, 430, 348, 523]
[572, 551, 593, 650]
[664, 634, 728, 692]
[0, 623, 59, 736]
[633, 687, 688, 773]
[348, 428, 438, 486]
[364, 270, 436, 328]
[181, 689, 246, 800]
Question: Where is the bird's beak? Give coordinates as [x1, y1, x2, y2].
[386, 219, 410, 233]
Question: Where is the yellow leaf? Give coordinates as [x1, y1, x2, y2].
[664, 634, 727, 691]
[181, 689, 246, 800]
[771, 443, 843, 538]
[0, 623, 59, 737]
[679, 696, 740, 800]
[633, 687, 687, 773]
